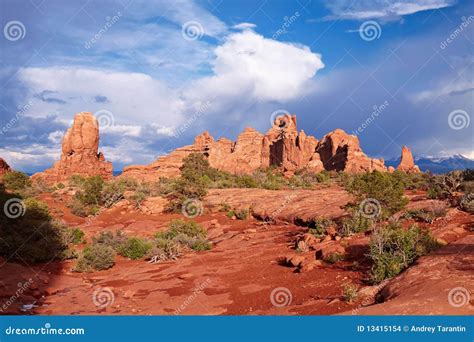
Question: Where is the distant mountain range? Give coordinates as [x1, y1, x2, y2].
[385, 154, 474, 174]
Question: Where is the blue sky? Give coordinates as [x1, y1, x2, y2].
[0, 0, 472, 173]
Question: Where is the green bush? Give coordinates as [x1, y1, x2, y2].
[342, 283, 358, 302]
[63, 227, 86, 244]
[234, 208, 249, 220]
[172, 233, 212, 251]
[117, 237, 153, 260]
[345, 171, 408, 218]
[369, 223, 439, 283]
[403, 207, 446, 224]
[93, 230, 128, 249]
[3, 171, 31, 190]
[339, 211, 373, 236]
[73, 176, 104, 206]
[73, 243, 116, 272]
[155, 219, 206, 240]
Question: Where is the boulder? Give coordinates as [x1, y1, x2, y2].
[33, 112, 113, 183]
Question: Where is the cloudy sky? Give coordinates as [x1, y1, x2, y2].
[0, 0, 472, 173]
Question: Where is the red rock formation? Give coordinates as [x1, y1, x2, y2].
[316, 129, 386, 172]
[120, 114, 388, 181]
[33, 112, 113, 183]
[0, 158, 11, 175]
[397, 145, 420, 173]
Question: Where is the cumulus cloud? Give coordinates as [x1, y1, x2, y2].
[186, 30, 324, 104]
[324, 0, 455, 20]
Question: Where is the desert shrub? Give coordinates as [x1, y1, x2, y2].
[93, 230, 128, 249]
[101, 180, 127, 207]
[308, 217, 334, 237]
[460, 193, 474, 214]
[252, 167, 287, 190]
[219, 202, 231, 212]
[116, 237, 153, 260]
[3, 171, 31, 191]
[68, 199, 89, 217]
[431, 171, 464, 199]
[342, 283, 358, 302]
[73, 243, 116, 272]
[57, 183, 65, 189]
[69, 174, 86, 187]
[172, 233, 212, 251]
[345, 171, 408, 218]
[369, 223, 439, 283]
[339, 211, 373, 236]
[155, 219, 206, 240]
[325, 252, 345, 264]
[62, 227, 86, 244]
[462, 169, 474, 181]
[147, 239, 183, 262]
[404, 206, 447, 224]
[234, 208, 249, 220]
[73, 176, 104, 206]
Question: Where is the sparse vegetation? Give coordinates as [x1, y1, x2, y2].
[403, 206, 447, 224]
[73, 243, 116, 272]
[62, 227, 86, 244]
[339, 210, 374, 236]
[342, 282, 358, 303]
[325, 252, 345, 264]
[344, 171, 409, 219]
[3, 171, 32, 191]
[369, 223, 439, 283]
[117, 237, 154, 260]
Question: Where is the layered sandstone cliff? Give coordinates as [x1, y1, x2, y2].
[120, 114, 387, 181]
[33, 112, 113, 183]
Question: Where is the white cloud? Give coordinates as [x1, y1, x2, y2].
[186, 30, 324, 103]
[48, 130, 65, 144]
[17, 67, 186, 128]
[232, 23, 257, 30]
[324, 0, 455, 20]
